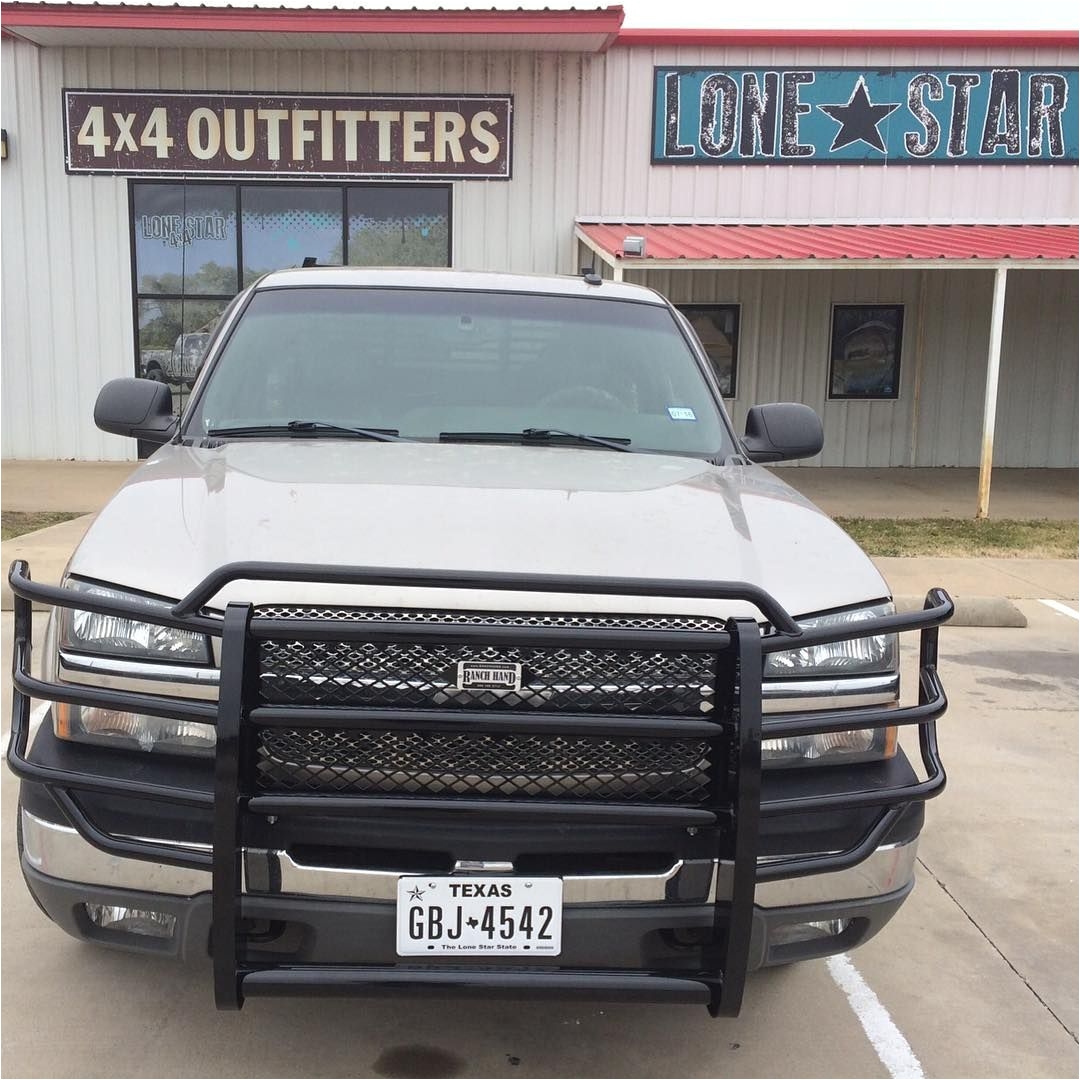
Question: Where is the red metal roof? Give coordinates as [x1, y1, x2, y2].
[577, 223, 1080, 264]
[0, 3, 625, 41]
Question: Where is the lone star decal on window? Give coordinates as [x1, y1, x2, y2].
[818, 77, 901, 153]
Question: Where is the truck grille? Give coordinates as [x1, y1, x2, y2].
[255, 727, 712, 804]
[256, 607, 721, 717]
[254, 607, 724, 804]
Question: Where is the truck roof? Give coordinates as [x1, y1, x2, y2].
[253, 265, 666, 304]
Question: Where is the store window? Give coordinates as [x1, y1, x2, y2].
[828, 304, 904, 400]
[131, 181, 451, 414]
[677, 305, 739, 397]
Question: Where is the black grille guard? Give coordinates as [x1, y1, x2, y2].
[7, 559, 952, 1015]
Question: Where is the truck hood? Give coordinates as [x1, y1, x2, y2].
[68, 441, 888, 619]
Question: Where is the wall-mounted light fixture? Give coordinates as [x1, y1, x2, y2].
[0, 130, 8, 161]
[622, 235, 646, 257]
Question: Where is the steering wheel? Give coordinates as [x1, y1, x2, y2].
[535, 385, 626, 411]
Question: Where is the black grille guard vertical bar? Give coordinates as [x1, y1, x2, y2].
[212, 603, 254, 1011]
[708, 618, 762, 1017]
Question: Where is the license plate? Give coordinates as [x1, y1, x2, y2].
[395, 876, 562, 956]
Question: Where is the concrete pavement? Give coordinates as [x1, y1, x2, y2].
[782, 466, 1077, 521]
[1, 461, 137, 513]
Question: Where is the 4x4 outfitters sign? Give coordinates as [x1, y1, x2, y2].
[63, 90, 513, 179]
[654, 67, 1078, 163]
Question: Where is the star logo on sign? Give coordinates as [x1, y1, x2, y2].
[818, 77, 901, 153]
[407, 885, 426, 902]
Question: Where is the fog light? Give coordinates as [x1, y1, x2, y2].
[771, 918, 849, 947]
[84, 903, 176, 939]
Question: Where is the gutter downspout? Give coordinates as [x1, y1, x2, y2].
[976, 267, 1008, 519]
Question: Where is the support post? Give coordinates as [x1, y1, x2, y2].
[976, 267, 1008, 519]
[611, 261, 624, 282]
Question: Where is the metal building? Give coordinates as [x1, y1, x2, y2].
[1, 4, 1077, 515]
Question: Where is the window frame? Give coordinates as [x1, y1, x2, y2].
[674, 303, 740, 399]
[128, 178, 453, 381]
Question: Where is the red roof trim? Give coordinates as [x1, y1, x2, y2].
[0, 3, 626, 37]
[577, 223, 1080, 263]
[616, 28, 1078, 49]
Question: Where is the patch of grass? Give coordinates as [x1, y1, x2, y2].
[1, 511, 85, 542]
[834, 517, 1078, 559]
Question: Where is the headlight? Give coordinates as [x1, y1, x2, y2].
[60, 579, 211, 664]
[765, 602, 897, 678]
[55, 703, 216, 757]
[763, 603, 898, 767]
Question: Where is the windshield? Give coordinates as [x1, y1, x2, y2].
[185, 286, 734, 458]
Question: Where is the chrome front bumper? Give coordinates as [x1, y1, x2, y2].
[20, 808, 918, 910]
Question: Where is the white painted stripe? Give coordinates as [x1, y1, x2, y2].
[1039, 599, 1080, 621]
[827, 953, 924, 1080]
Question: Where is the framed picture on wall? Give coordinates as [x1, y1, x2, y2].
[677, 304, 739, 397]
[828, 304, 904, 400]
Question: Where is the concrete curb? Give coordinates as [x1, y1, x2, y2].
[895, 594, 1027, 628]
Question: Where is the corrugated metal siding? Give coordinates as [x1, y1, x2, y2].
[625, 263, 1078, 468]
[1, 40, 138, 461]
[0, 42, 593, 459]
[1, 39, 1077, 461]
[577, 45, 1080, 223]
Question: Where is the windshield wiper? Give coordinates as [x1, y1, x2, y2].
[204, 421, 403, 443]
[439, 428, 633, 453]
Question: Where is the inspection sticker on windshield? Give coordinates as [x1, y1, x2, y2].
[396, 877, 563, 956]
[667, 406, 697, 421]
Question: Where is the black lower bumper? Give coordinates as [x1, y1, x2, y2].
[21, 857, 913, 994]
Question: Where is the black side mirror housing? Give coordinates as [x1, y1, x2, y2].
[742, 403, 824, 463]
[94, 378, 178, 445]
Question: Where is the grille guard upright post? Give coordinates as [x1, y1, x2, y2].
[5, 559, 953, 1012]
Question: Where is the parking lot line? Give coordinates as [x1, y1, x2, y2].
[827, 953, 924, 1079]
[1038, 598, 1080, 621]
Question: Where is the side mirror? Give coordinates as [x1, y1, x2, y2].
[94, 378, 178, 445]
[742, 403, 823, 463]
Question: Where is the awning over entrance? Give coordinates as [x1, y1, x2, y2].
[575, 221, 1078, 519]
[575, 222, 1080, 269]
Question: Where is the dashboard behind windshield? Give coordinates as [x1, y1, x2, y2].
[185, 286, 734, 458]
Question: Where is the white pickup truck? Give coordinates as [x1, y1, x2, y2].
[9, 267, 951, 1014]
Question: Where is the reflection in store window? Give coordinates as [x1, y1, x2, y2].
[347, 186, 449, 267]
[137, 298, 228, 414]
[133, 184, 237, 296]
[678, 305, 740, 397]
[130, 181, 452, 437]
[242, 187, 343, 284]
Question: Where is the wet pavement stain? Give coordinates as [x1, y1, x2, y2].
[951, 649, 1078, 682]
[980, 676, 1055, 693]
[372, 1045, 466, 1079]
